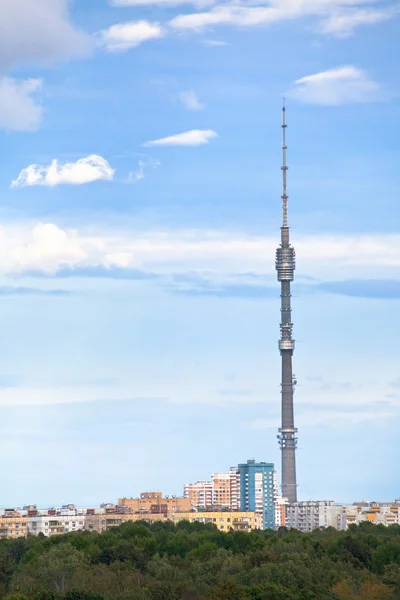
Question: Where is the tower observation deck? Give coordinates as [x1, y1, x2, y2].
[276, 104, 298, 504]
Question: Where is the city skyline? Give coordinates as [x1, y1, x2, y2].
[0, 0, 399, 506]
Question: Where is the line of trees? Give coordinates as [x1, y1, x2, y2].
[0, 520, 400, 599]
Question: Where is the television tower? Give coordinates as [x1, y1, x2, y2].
[276, 103, 298, 503]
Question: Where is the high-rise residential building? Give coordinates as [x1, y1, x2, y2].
[183, 482, 213, 509]
[211, 473, 231, 507]
[238, 460, 276, 529]
[184, 473, 238, 510]
[229, 467, 240, 511]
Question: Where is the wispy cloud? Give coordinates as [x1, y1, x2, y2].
[169, 0, 398, 36]
[179, 90, 205, 111]
[289, 66, 382, 106]
[144, 129, 217, 146]
[99, 20, 164, 51]
[320, 6, 399, 37]
[127, 157, 160, 182]
[12, 155, 114, 188]
[0, 286, 69, 297]
[317, 279, 400, 299]
[3, 225, 400, 285]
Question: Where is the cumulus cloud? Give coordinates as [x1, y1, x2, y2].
[99, 20, 164, 51]
[179, 90, 205, 111]
[0, 0, 91, 72]
[289, 66, 382, 105]
[169, 0, 398, 36]
[144, 129, 217, 146]
[11, 155, 115, 188]
[0, 77, 43, 132]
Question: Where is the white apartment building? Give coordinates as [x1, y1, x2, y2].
[286, 501, 343, 532]
[29, 505, 87, 536]
[286, 500, 400, 532]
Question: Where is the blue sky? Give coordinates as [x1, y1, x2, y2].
[0, 0, 399, 508]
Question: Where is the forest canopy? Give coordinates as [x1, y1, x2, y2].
[1, 520, 400, 600]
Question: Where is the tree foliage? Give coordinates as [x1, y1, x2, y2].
[0, 521, 399, 599]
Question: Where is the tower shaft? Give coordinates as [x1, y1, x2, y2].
[276, 104, 298, 504]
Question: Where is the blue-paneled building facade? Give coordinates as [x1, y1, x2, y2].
[237, 459, 275, 529]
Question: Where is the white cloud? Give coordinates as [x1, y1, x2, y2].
[144, 129, 217, 146]
[2, 224, 400, 280]
[0, 0, 91, 72]
[170, 5, 273, 29]
[321, 8, 398, 37]
[0, 77, 43, 132]
[289, 66, 382, 105]
[320, 6, 399, 36]
[99, 20, 164, 51]
[169, 0, 398, 36]
[179, 90, 205, 111]
[11, 155, 115, 188]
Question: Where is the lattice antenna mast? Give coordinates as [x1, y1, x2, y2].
[282, 100, 288, 228]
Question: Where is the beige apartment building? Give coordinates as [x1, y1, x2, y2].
[183, 481, 212, 509]
[0, 509, 29, 539]
[172, 511, 262, 532]
[118, 492, 191, 517]
[185, 470, 241, 510]
[211, 473, 231, 507]
[86, 507, 168, 533]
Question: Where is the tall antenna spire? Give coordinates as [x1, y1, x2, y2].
[281, 99, 288, 227]
[275, 103, 298, 504]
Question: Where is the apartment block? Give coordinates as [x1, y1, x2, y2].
[85, 505, 169, 533]
[183, 482, 213, 510]
[275, 496, 288, 527]
[29, 505, 87, 536]
[118, 492, 191, 518]
[342, 502, 400, 529]
[172, 511, 263, 532]
[229, 467, 240, 511]
[286, 501, 342, 532]
[286, 500, 400, 532]
[0, 509, 29, 539]
[238, 460, 276, 529]
[211, 473, 231, 507]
